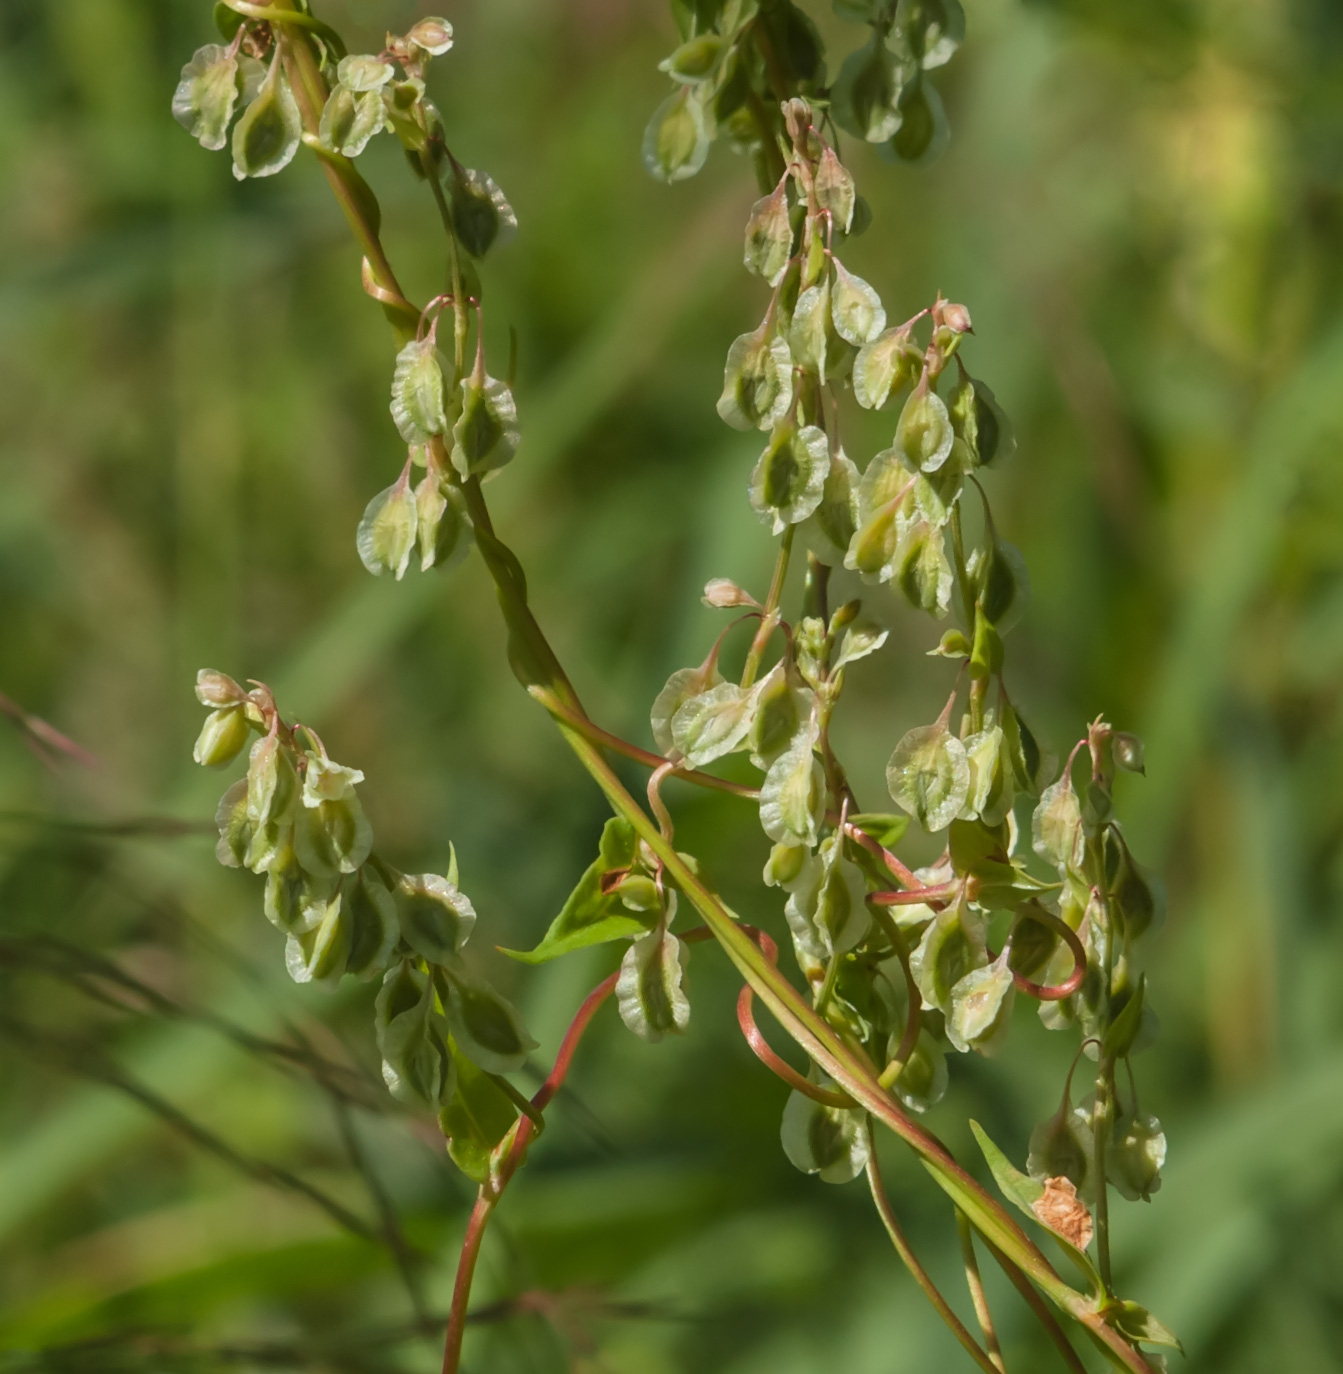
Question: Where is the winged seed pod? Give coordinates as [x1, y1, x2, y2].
[780, 1087, 869, 1184]
[717, 328, 795, 431]
[448, 167, 517, 259]
[231, 51, 301, 180]
[744, 182, 795, 285]
[617, 923, 691, 1042]
[750, 423, 829, 534]
[451, 351, 520, 478]
[357, 464, 420, 579]
[172, 44, 252, 151]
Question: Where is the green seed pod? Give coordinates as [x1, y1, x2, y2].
[743, 181, 795, 285]
[895, 380, 955, 474]
[1106, 1112, 1166, 1201]
[888, 1027, 948, 1113]
[890, 76, 948, 165]
[1111, 838, 1165, 942]
[357, 467, 419, 579]
[195, 668, 246, 709]
[295, 792, 373, 879]
[759, 733, 826, 848]
[1027, 1100, 1093, 1192]
[671, 680, 759, 768]
[949, 370, 1016, 469]
[811, 835, 871, 954]
[764, 840, 811, 891]
[910, 903, 986, 1016]
[442, 970, 537, 1074]
[285, 890, 353, 987]
[376, 963, 453, 1109]
[214, 779, 251, 869]
[448, 166, 517, 259]
[788, 278, 830, 377]
[830, 261, 886, 346]
[748, 662, 813, 768]
[1032, 771, 1085, 873]
[814, 144, 856, 233]
[896, 519, 954, 617]
[832, 32, 902, 143]
[617, 926, 691, 1043]
[845, 448, 913, 583]
[172, 44, 244, 152]
[968, 605, 1004, 682]
[319, 84, 388, 159]
[961, 724, 1008, 823]
[650, 659, 726, 755]
[612, 872, 661, 912]
[978, 537, 1029, 630]
[1008, 901, 1060, 979]
[193, 705, 250, 769]
[394, 871, 475, 963]
[451, 368, 519, 478]
[887, 719, 970, 832]
[642, 86, 710, 183]
[231, 52, 301, 180]
[263, 852, 325, 935]
[749, 423, 829, 535]
[390, 337, 448, 443]
[814, 449, 860, 557]
[245, 734, 299, 830]
[1003, 701, 1048, 794]
[852, 326, 922, 411]
[946, 955, 1015, 1055]
[659, 33, 725, 83]
[1113, 731, 1146, 775]
[717, 327, 795, 431]
[415, 473, 473, 572]
[780, 1087, 869, 1183]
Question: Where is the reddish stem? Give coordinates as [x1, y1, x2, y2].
[1000, 907, 1088, 1002]
[844, 821, 923, 890]
[441, 1192, 495, 1374]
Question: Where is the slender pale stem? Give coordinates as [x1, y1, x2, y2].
[741, 526, 795, 688]
[981, 1237, 1087, 1374]
[957, 1208, 1007, 1373]
[866, 1128, 1001, 1374]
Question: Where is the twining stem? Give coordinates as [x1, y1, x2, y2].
[866, 1127, 1001, 1374]
[741, 525, 796, 688]
[441, 1193, 494, 1374]
[266, 17, 1153, 1368]
[957, 1208, 1007, 1373]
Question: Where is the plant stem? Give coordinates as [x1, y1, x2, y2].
[741, 525, 795, 688]
[268, 24, 1154, 1366]
[866, 1129, 1001, 1374]
[441, 1192, 495, 1374]
[957, 1208, 1007, 1373]
[980, 1237, 1087, 1374]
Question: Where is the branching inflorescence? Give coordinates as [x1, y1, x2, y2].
[175, 3, 1177, 1371]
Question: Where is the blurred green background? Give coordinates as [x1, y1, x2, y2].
[2, 0, 1342, 1369]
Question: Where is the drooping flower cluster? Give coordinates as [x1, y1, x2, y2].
[192, 670, 536, 1182]
[642, 0, 965, 185]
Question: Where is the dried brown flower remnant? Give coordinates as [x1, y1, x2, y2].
[1032, 1176, 1094, 1250]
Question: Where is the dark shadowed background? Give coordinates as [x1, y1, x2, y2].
[2, 0, 1343, 1370]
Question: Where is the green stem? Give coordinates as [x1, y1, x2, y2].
[957, 1208, 1007, 1373]
[741, 525, 795, 688]
[262, 27, 1153, 1366]
[866, 1128, 1001, 1374]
